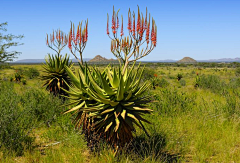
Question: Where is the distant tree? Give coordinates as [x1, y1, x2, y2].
[0, 22, 24, 63]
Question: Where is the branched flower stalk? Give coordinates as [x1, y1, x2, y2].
[68, 20, 88, 65]
[107, 6, 157, 74]
[46, 29, 68, 56]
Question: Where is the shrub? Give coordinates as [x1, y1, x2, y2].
[236, 67, 240, 76]
[151, 77, 169, 89]
[142, 68, 157, 81]
[0, 81, 66, 156]
[179, 79, 186, 86]
[22, 78, 27, 85]
[0, 82, 35, 156]
[177, 73, 183, 81]
[151, 88, 196, 116]
[197, 74, 227, 93]
[24, 67, 40, 79]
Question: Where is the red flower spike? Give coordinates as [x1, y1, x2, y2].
[117, 15, 119, 29]
[145, 8, 148, 30]
[107, 14, 109, 35]
[72, 24, 75, 41]
[52, 31, 54, 43]
[46, 34, 49, 45]
[76, 26, 80, 42]
[84, 23, 88, 42]
[111, 8, 115, 30]
[132, 15, 135, 37]
[154, 74, 158, 77]
[58, 30, 61, 41]
[136, 6, 141, 33]
[128, 10, 132, 31]
[154, 25, 157, 46]
[146, 21, 150, 44]
[120, 16, 124, 36]
[68, 34, 72, 50]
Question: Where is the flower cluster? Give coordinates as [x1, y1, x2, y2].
[68, 21, 88, 50]
[107, 6, 158, 72]
[46, 29, 68, 55]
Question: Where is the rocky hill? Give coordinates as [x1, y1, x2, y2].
[89, 55, 117, 62]
[177, 57, 197, 63]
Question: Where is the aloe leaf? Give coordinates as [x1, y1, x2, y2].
[116, 75, 124, 101]
[64, 101, 85, 114]
[121, 109, 126, 119]
[100, 108, 115, 115]
[105, 122, 113, 132]
[115, 117, 120, 132]
[99, 74, 115, 95]
[65, 66, 81, 89]
[112, 68, 119, 88]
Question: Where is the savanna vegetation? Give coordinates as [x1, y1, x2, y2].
[1, 63, 240, 162]
[1, 5, 240, 163]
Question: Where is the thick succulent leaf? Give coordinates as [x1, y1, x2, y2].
[121, 109, 126, 119]
[132, 107, 153, 112]
[135, 81, 151, 97]
[112, 68, 119, 88]
[127, 113, 140, 124]
[100, 108, 115, 115]
[124, 91, 133, 101]
[65, 66, 81, 89]
[107, 67, 114, 86]
[64, 101, 85, 114]
[87, 68, 105, 95]
[134, 113, 152, 124]
[115, 116, 120, 132]
[130, 67, 145, 93]
[105, 122, 113, 132]
[99, 74, 115, 95]
[122, 102, 134, 106]
[116, 75, 124, 101]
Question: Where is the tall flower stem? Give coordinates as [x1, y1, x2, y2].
[107, 6, 157, 74]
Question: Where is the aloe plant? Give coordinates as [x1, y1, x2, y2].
[63, 63, 152, 147]
[43, 29, 73, 97]
[42, 54, 73, 97]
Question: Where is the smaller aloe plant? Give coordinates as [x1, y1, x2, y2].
[195, 72, 200, 88]
[177, 73, 183, 81]
[43, 29, 73, 97]
[42, 54, 73, 97]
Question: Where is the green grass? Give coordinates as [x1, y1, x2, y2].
[1, 63, 240, 162]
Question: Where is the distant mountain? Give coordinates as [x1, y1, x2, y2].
[198, 58, 240, 62]
[177, 57, 197, 63]
[89, 55, 117, 62]
[13, 57, 240, 64]
[14, 58, 91, 63]
[157, 59, 176, 63]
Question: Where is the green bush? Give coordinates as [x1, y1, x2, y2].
[152, 88, 196, 116]
[142, 67, 157, 81]
[235, 67, 240, 76]
[24, 67, 40, 79]
[197, 74, 227, 93]
[151, 77, 169, 89]
[0, 82, 35, 156]
[0, 81, 66, 156]
[179, 79, 186, 86]
[177, 73, 183, 81]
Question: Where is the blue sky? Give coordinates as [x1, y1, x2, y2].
[1, 0, 240, 61]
